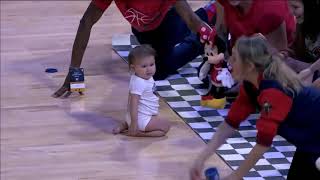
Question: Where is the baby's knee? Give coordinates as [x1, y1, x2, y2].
[162, 122, 171, 133]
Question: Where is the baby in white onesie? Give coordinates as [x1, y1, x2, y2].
[128, 74, 159, 131]
[113, 45, 170, 137]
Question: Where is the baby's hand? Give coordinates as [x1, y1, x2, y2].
[127, 124, 139, 136]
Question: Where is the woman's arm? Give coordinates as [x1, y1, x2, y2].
[190, 122, 236, 180]
[199, 122, 236, 162]
[191, 84, 256, 179]
[229, 88, 293, 179]
[230, 144, 270, 179]
[203, 84, 257, 158]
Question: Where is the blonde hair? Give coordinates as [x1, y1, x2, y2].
[235, 35, 302, 93]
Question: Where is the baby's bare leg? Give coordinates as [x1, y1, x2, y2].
[141, 115, 170, 137]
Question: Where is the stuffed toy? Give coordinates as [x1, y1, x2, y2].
[198, 37, 234, 109]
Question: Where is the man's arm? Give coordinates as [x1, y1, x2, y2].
[70, 2, 105, 68]
[52, 2, 105, 98]
[174, 0, 204, 33]
[265, 22, 312, 72]
[174, 0, 218, 43]
[215, 1, 228, 42]
[265, 21, 288, 52]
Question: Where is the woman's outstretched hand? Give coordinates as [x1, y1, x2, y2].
[190, 158, 205, 180]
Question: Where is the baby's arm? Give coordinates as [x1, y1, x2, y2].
[127, 93, 140, 136]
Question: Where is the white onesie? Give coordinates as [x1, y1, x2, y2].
[126, 74, 159, 131]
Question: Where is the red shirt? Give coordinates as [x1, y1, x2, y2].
[217, 0, 295, 47]
[210, 63, 223, 84]
[226, 81, 293, 147]
[92, 0, 177, 32]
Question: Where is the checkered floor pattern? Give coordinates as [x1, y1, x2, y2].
[112, 34, 295, 179]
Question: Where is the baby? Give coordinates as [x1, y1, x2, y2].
[113, 45, 170, 137]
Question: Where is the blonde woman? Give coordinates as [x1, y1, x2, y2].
[190, 36, 320, 180]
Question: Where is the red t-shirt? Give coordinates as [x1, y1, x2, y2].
[210, 63, 223, 84]
[217, 0, 295, 47]
[226, 81, 293, 147]
[92, 0, 177, 32]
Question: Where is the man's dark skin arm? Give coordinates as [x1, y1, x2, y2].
[175, 0, 218, 42]
[54, 1, 213, 98]
[52, 2, 104, 98]
[174, 0, 205, 33]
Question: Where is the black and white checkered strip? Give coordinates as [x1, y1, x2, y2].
[112, 34, 296, 179]
[112, 34, 140, 63]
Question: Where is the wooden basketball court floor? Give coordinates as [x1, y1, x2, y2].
[1, 1, 231, 179]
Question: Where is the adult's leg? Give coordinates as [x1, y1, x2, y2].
[132, 8, 192, 80]
[155, 8, 210, 79]
[287, 149, 320, 179]
[132, 27, 169, 80]
[132, 7, 211, 80]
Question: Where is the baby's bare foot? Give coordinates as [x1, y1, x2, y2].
[112, 122, 128, 135]
[112, 126, 121, 134]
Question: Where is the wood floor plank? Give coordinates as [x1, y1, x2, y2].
[1, 1, 231, 180]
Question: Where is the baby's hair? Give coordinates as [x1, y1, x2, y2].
[128, 44, 156, 66]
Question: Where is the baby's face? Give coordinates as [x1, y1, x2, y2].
[132, 56, 156, 80]
[288, 0, 304, 24]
